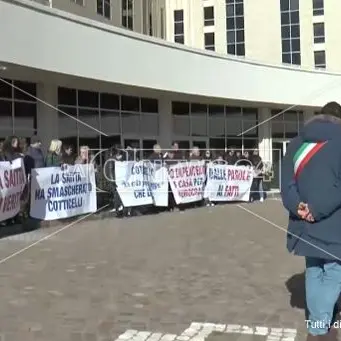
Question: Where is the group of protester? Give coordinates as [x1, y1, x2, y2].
[0, 136, 267, 222]
[104, 142, 266, 217]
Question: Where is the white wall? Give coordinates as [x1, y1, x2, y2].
[2, 0, 341, 109]
[244, 0, 281, 64]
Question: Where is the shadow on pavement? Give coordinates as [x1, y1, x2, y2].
[286, 272, 340, 321]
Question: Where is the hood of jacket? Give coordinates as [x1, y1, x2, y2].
[301, 114, 341, 142]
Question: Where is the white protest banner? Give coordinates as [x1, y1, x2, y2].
[0, 158, 26, 222]
[168, 161, 206, 204]
[30, 164, 97, 220]
[204, 164, 253, 202]
[148, 164, 169, 207]
[115, 161, 153, 207]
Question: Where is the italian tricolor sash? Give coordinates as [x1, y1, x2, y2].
[293, 141, 327, 179]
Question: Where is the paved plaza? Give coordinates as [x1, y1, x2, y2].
[0, 201, 317, 341]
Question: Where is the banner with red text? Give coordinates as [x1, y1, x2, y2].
[168, 161, 206, 204]
[0, 158, 26, 222]
[204, 164, 253, 202]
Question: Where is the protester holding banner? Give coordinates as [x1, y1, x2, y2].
[1, 136, 21, 162]
[45, 139, 63, 167]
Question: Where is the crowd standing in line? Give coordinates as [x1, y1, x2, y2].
[0, 135, 267, 225]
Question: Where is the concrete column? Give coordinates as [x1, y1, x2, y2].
[258, 107, 272, 163]
[36, 82, 58, 152]
[158, 97, 172, 149]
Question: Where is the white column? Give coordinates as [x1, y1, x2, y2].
[158, 97, 172, 149]
[36, 82, 58, 152]
[258, 107, 272, 163]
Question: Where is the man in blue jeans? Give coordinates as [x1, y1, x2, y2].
[281, 102, 341, 340]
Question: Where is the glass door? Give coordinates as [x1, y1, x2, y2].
[270, 140, 290, 191]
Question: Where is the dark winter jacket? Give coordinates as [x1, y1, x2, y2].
[24, 146, 45, 174]
[281, 115, 341, 260]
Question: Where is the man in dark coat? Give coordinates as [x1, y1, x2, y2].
[281, 102, 341, 340]
[24, 135, 45, 175]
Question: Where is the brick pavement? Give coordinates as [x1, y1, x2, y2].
[0, 201, 314, 341]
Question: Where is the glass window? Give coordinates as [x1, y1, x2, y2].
[14, 102, 36, 133]
[291, 24, 300, 38]
[0, 79, 12, 98]
[226, 4, 234, 17]
[141, 98, 158, 113]
[174, 22, 184, 35]
[281, 25, 290, 39]
[140, 114, 159, 135]
[227, 30, 235, 44]
[13, 80, 36, 101]
[281, 12, 290, 25]
[58, 87, 77, 106]
[235, 3, 243, 16]
[100, 110, 120, 135]
[78, 90, 99, 108]
[280, 0, 289, 11]
[313, 0, 324, 15]
[282, 39, 291, 53]
[291, 38, 300, 52]
[78, 109, 100, 138]
[227, 44, 236, 55]
[174, 35, 184, 44]
[236, 43, 245, 56]
[226, 106, 242, 118]
[172, 101, 189, 115]
[121, 95, 140, 112]
[58, 107, 77, 139]
[174, 9, 183, 21]
[314, 22, 325, 43]
[235, 16, 244, 29]
[282, 53, 291, 64]
[314, 50, 326, 68]
[226, 18, 235, 29]
[100, 93, 119, 110]
[242, 107, 258, 121]
[121, 112, 140, 134]
[290, 10, 299, 24]
[236, 29, 244, 42]
[104, 0, 111, 19]
[204, 6, 214, 26]
[289, 0, 299, 11]
[191, 103, 207, 114]
[0, 100, 13, 136]
[291, 52, 301, 65]
[204, 32, 215, 48]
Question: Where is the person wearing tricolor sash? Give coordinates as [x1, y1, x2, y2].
[281, 102, 341, 340]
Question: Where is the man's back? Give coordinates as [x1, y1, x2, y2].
[282, 115, 341, 259]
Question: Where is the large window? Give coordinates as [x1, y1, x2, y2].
[226, 0, 245, 56]
[97, 0, 111, 19]
[204, 6, 214, 26]
[0, 79, 37, 140]
[122, 0, 133, 30]
[313, 0, 324, 16]
[174, 10, 184, 44]
[205, 33, 215, 51]
[172, 102, 258, 151]
[57, 87, 159, 154]
[313, 22, 325, 44]
[314, 50, 326, 69]
[280, 0, 301, 65]
[271, 109, 303, 139]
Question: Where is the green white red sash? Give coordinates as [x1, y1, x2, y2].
[293, 141, 327, 179]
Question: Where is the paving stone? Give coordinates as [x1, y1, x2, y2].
[0, 202, 306, 340]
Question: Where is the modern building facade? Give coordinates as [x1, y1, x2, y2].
[33, 0, 341, 72]
[2, 0, 341, 189]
